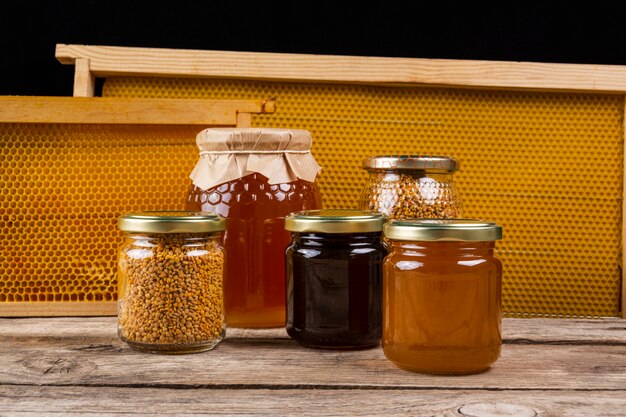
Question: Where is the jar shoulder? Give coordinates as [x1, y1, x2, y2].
[188, 176, 320, 201]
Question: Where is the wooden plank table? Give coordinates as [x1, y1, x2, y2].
[1, 317, 625, 416]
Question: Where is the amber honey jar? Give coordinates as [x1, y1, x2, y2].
[359, 155, 462, 219]
[285, 210, 387, 349]
[186, 128, 322, 328]
[382, 219, 503, 374]
[117, 211, 226, 354]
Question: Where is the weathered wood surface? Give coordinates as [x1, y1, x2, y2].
[0, 301, 118, 317]
[2, 386, 626, 417]
[55, 43, 626, 94]
[0, 317, 624, 416]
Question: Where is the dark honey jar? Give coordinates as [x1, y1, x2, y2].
[284, 209, 387, 349]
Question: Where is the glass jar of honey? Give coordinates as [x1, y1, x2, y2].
[285, 210, 387, 349]
[117, 211, 226, 354]
[382, 219, 503, 374]
[358, 155, 462, 219]
[186, 128, 322, 328]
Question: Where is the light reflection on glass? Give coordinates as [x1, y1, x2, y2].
[396, 260, 423, 270]
[458, 259, 486, 267]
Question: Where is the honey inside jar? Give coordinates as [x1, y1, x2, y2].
[185, 128, 322, 328]
[382, 219, 503, 374]
[284, 209, 387, 349]
[187, 175, 320, 327]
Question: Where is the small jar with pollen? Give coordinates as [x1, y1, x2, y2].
[359, 155, 462, 220]
[117, 211, 226, 354]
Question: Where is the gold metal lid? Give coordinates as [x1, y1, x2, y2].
[383, 219, 502, 241]
[363, 155, 459, 173]
[284, 209, 387, 234]
[118, 211, 226, 234]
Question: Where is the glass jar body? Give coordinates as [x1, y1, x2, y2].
[383, 241, 501, 374]
[186, 173, 321, 328]
[286, 232, 386, 349]
[359, 170, 462, 219]
[117, 232, 225, 354]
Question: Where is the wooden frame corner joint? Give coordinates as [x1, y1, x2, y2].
[236, 111, 252, 128]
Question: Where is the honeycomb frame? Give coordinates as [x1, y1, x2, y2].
[0, 96, 274, 316]
[9, 46, 626, 318]
[101, 77, 624, 318]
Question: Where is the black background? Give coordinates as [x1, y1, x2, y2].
[1, 2, 625, 96]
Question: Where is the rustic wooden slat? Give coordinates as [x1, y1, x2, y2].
[0, 302, 116, 317]
[1, 318, 624, 390]
[73, 58, 95, 97]
[55, 43, 626, 93]
[501, 317, 626, 345]
[0, 96, 275, 125]
[3, 341, 622, 390]
[236, 111, 252, 128]
[1, 386, 624, 417]
[4, 317, 624, 344]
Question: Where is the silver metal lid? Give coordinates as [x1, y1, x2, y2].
[363, 155, 459, 173]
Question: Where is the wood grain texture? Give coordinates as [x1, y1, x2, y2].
[55, 43, 626, 93]
[500, 317, 626, 344]
[72, 58, 95, 97]
[1, 317, 624, 416]
[0, 302, 116, 317]
[1, 386, 625, 417]
[0, 96, 275, 125]
[5, 317, 623, 343]
[236, 111, 252, 128]
[1, 318, 625, 390]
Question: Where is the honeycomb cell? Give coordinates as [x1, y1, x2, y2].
[99, 77, 624, 318]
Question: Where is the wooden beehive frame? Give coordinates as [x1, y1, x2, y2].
[56, 44, 626, 95]
[0, 96, 275, 128]
[0, 95, 275, 316]
[55, 44, 626, 318]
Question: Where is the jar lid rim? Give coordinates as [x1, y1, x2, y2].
[118, 211, 226, 233]
[383, 218, 502, 241]
[363, 155, 458, 172]
[285, 209, 387, 233]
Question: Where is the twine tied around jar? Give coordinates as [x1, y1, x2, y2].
[190, 128, 322, 190]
